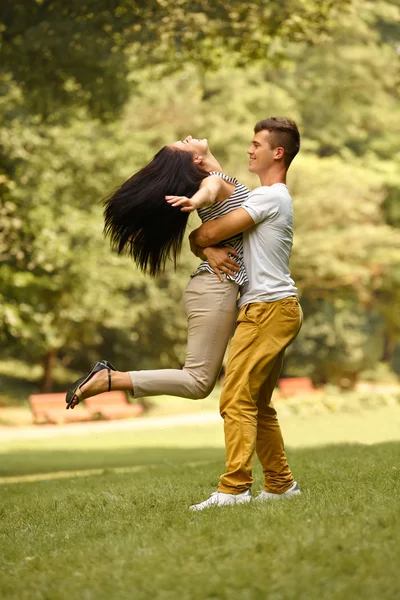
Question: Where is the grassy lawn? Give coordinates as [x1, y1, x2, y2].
[1, 411, 400, 600]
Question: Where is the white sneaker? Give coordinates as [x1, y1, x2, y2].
[189, 489, 252, 511]
[254, 481, 301, 502]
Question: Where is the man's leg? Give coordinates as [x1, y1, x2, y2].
[218, 305, 261, 494]
[256, 349, 295, 494]
[218, 298, 302, 495]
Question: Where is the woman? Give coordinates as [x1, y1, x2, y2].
[66, 136, 249, 409]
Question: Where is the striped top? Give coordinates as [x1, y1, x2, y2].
[191, 172, 250, 286]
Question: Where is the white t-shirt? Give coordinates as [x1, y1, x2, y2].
[238, 183, 298, 307]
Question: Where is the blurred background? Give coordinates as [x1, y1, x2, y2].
[0, 0, 399, 407]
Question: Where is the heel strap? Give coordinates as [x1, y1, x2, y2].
[74, 387, 84, 404]
[108, 368, 111, 392]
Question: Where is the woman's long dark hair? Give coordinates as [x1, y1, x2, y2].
[104, 146, 209, 277]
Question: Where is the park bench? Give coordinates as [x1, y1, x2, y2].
[84, 391, 144, 420]
[278, 377, 315, 397]
[29, 393, 92, 424]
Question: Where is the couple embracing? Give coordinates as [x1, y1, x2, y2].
[67, 117, 303, 511]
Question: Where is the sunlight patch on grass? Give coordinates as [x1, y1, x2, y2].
[0, 460, 211, 485]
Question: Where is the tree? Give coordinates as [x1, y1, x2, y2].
[267, 0, 400, 160]
[1, 0, 399, 395]
[0, 0, 351, 118]
[0, 81, 200, 390]
[284, 298, 385, 387]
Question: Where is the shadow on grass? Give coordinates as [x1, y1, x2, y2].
[1, 446, 224, 479]
[2, 441, 399, 481]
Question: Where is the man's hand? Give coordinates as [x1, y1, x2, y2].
[203, 246, 240, 282]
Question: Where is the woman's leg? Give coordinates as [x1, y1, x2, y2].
[130, 272, 238, 399]
[77, 272, 238, 401]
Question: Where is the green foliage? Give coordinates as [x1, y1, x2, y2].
[274, 0, 400, 160]
[0, 86, 196, 379]
[1, 0, 350, 118]
[285, 298, 386, 385]
[1, 0, 399, 391]
[0, 96, 128, 354]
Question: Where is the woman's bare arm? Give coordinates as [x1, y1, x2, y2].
[166, 175, 235, 213]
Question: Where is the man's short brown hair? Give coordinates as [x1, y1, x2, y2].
[254, 117, 300, 168]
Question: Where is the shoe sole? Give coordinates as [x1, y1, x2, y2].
[189, 495, 252, 511]
[255, 490, 301, 502]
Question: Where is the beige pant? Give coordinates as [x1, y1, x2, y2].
[130, 272, 239, 399]
[218, 298, 303, 495]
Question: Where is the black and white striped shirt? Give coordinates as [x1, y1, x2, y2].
[192, 172, 250, 286]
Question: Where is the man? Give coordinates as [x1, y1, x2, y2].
[189, 117, 302, 510]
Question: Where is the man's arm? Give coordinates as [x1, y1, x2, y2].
[191, 208, 255, 247]
[189, 234, 207, 259]
[189, 235, 241, 282]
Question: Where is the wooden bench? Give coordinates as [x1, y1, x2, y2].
[84, 391, 144, 420]
[278, 377, 315, 397]
[29, 393, 92, 424]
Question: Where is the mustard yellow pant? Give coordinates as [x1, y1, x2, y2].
[218, 297, 302, 495]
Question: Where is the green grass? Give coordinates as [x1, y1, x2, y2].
[2, 405, 400, 478]
[0, 425, 225, 478]
[1, 413, 400, 599]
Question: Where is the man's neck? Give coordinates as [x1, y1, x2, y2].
[202, 153, 223, 173]
[258, 165, 287, 186]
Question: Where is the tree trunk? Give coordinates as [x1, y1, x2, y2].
[40, 348, 58, 393]
[382, 334, 395, 364]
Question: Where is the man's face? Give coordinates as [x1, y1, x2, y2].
[247, 131, 276, 175]
[170, 135, 209, 156]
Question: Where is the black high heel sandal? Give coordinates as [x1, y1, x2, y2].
[65, 360, 116, 409]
